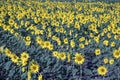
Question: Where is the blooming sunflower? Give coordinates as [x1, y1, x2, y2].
[44, 41, 51, 48]
[59, 52, 66, 60]
[21, 60, 27, 66]
[36, 36, 43, 44]
[103, 40, 109, 46]
[25, 36, 31, 41]
[20, 52, 29, 61]
[53, 51, 59, 59]
[4, 48, 12, 57]
[74, 53, 85, 65]
[110, 41, 116, 47]
[8, 19, 15, 25]
[10, 54, 19, 63]
[25, 41, 31, 46]
[113, 50, 120, 59]
[48, 44, 53, 51]
[103, 58, 108, 64]
[79, 43, 85, 49]
[64, 38, 68, 44]
[109, 59, 114, 65]
[30, 63, 39, 73]
[95, 48, 101, 56]
[97, 66, 108, 76]
[79, 37, 85, 42]
[70, 40, 75, 48]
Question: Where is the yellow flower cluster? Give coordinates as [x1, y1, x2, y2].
[0, 0, 120, 78]
[36, 36, 53, 50]
[4, 48, 20, 64]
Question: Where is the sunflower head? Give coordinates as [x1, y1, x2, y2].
[59, 52, 66, 60]
[97, 66, 108, 76]
[20, 52, 29, 61]
[11, 54, 19, 63]
[95, 48, 101, 56]
[74, 53, 85, 65]
[113, 49, 120, 59]
[103, 58, 108, 64]
[30, 63, 39, 73]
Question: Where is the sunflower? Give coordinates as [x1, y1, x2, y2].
[10, 54, 19, 63]
[53, 51, 59, 59]
[109, 59, 114, 65]
[79, 43, 85, 49]
[8, 19, 15, 25]
[4, 48, 12, 57]
[107, 33, 111, 38]
[20, 52, 29, 61]
[94, 36, 100, 43]
[36, 36, 43, 44]
[97, 66, 108, 76]
[64, 38, 68, 44]
[113, 50, 120, 59]
[70, 40, 75, 48]
[110, 41, 116, 47]
[59, 52, 66, 60]
[25, 41, 31, 46]
[40, 42, 45, 49]
[74, 53, 85, 65]
[44, 41, 51, 48]
[30, 63, 39, 73]
[21, 20, 24, 26]
[25, 36, 31, 41]
[48, 44, 53, 51]
[103, 58, 108, 64]
[95, 48, 101, 56]
[103, 40, 109, 46]
[2, 25, 8, 31]
[79, 37, 85, 42]
[21, 60, 27, 66]
[38, 74, 43, 80]
[89, 33, 94, 38]
[114, 35, 119, 40]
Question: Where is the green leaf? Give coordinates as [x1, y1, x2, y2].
[83, 68, 92, 75]
[21, 72, 27, 79]
[4, 61, 12, 70]
[8, 66, 15, 77]
[72, 69, 78, 76]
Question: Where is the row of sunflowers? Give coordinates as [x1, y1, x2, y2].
[0, 0, 120, 80]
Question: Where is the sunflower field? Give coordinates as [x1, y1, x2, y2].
[0, 0, 120, 80]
